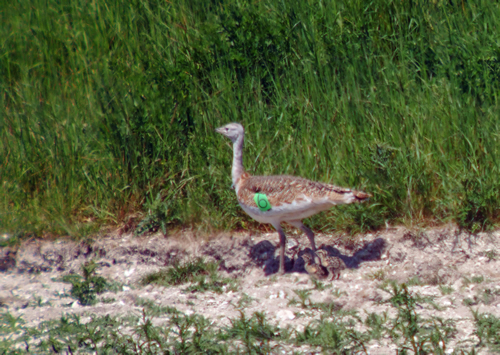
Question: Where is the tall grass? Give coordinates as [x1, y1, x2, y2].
[1, 0, 500, 236]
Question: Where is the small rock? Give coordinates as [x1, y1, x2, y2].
[71, 301, 79, 308]
[185, 310, 194, 315]
[124, 268, 135, 277]
[287, 239, 298, 250]
[278, 290, 286, 299]
[122, 286, 131, 292]
[276, 310, 295, 320]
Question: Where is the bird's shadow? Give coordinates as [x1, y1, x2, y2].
[250, 237, 387, 275]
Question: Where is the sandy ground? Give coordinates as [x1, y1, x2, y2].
[1, 225, 499, 353]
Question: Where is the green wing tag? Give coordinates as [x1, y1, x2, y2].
[254, 193, 272, 211]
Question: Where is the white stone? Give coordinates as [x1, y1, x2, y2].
[278, 291, 286, 299]
[122, 286, 131, 292]
[185, 310, 194, 315]
[124, 268, 135, 277]
[276, 310, 295, 320]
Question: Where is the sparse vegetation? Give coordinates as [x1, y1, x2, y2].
[462, 275, 486, 288]
[366, 269, 386, 281]
[294, 313, 368, 353]
[484, 250, 498, 262]
[221, 311, 288, 353]
[311, 279, 330, 291]
[236, 293, 255, 309]
[384, 283, 457, 354]
[62, 260, 107, 306]
[439, 285, 455, 296]
[405, 276, 423, 286]
[1, 283, 498, 353]
[472, 311, 500, 352]
[141, 257, 236, 294]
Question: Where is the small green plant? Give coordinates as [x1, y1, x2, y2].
[288, 289, 341, 315]
[463, 275, 485, 288]
[472, 276, 485, 284]
[484, 250, 498, 262]
[141, 258, 236, 294]
[62, 260, 107, 306]
[367, 269, 386, 281]
[294, 313, 367, 352]
[29, 295, 51, 308]
[472, 311, 500, 352]
[438, 285, 454, 295]
[142, 258, 216, 286]
[331, 287, 347, 298]
[365, 311, 388, 340]
[311, 279, 330, 291]
[0, 312, 25, 335]
[135, 193, 178, 236]
[101, 297, 116, 304]
[236, 293, 255, 308]
[406, 276, 422, 286]
[456, 177, 495, 233]
[135, 297, 181, 316]
[290, 289, 312, 308]
[463, 297, 479, 306]
[480, 289, 496, 305]
[384, 283, 457, 353]
[222, 311, 287, 353]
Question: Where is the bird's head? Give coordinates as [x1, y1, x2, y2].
[215, 122, 244, 143]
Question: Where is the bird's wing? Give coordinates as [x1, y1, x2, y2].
[237, 175, 353, 208]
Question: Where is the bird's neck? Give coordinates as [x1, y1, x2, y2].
[232, 135, 245, 187]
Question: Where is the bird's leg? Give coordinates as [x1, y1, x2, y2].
[301, 224, 316, 253]
[287, 220, 316, 253]
[273, 224, 287, 275]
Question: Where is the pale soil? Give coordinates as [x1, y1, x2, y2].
[1, 225, 499, 354]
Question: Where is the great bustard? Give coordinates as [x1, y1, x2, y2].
[216, 122, 370, 275]
[301, 252, 328, 280]
[316, 250, 346, 281]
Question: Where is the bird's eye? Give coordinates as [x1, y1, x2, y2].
[225, 128, 228, 131]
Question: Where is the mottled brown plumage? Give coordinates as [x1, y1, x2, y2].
[302, 252, 328, 280]
[237, 175, 362, 208]
[216, 122, 370, 275]
[316, 250, 346, 281]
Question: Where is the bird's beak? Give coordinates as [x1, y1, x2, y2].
[215, 127, 223, 134]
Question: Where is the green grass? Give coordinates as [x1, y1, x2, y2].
[473, 311, 500, 352]
[383, 283, 457, 354]
[2, 0, 500, 237]
[141, 257, 236, 293]
[439, 285, 455, 296]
